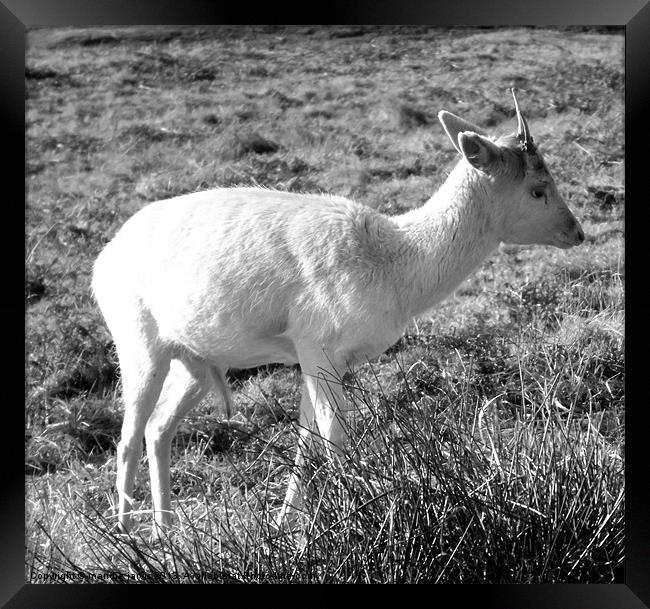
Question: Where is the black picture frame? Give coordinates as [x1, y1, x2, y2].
[10, 0, 646, 606]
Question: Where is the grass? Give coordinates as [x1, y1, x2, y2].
[25, 25, 624, 583]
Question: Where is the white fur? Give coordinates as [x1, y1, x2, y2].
[92, 104, 584, 531]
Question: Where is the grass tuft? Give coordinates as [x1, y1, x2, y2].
[27, 357, 623, 583]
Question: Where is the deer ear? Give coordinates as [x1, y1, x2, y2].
[438, 111, 486, 154]
[457, 132, 501, 173]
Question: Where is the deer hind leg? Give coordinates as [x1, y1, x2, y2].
[279, 346, 347, 527]
[144, 356, 217, 530]
[113, 324, 171, 533]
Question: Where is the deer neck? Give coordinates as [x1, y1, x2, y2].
[393, 162, 501, 319]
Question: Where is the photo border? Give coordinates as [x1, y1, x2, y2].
[9, 0, 646, 605]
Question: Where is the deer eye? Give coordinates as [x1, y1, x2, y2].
[531, 187, 546, 200]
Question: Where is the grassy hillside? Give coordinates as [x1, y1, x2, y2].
[25, 26, 624, 583]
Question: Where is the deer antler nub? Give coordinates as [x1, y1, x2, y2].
[511, 87, 533, 152]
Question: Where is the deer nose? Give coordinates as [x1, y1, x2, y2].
[576, 225, 585, 243]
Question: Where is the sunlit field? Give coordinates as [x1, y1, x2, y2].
[26, 26, 624, 583]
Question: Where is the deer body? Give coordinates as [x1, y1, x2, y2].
[92, 92, 584, 531]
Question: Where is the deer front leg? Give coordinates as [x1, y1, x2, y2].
[278, 348, 347, 528]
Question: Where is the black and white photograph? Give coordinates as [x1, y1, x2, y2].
[24, 23, 628, 589]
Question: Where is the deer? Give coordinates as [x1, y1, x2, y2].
[91, 89, 584, 533]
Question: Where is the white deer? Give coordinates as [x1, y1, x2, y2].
[92, 90, 584, 532]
